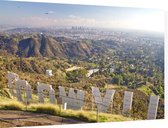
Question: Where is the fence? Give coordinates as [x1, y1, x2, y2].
[4, 71, 161, 122]
[6, 87, 114, 122]
[3, 86, 160, 122]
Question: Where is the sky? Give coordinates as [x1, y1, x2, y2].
[0, 0, 165, 32]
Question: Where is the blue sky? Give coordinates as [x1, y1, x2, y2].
[0, 0, 164, 32]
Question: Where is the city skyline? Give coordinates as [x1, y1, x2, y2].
[0, 0, 164, 32]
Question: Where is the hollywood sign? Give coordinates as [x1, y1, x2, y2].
[7, 72, 159, 119]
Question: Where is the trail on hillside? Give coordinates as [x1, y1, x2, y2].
[0, 110, 85, 127]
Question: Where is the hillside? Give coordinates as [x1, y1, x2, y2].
[0, 55, 164, 120]
[0, 33, 100, 58]
[0, 30, 164, 121]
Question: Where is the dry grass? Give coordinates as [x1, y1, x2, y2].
[28, 103, 132, 122]
[0, 97, 132, 123]
[29, 103, 60, 115]
[0, 100, 25, 110]
[28, 103, 96, 122]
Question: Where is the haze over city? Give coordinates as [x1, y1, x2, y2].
[0, 0, 164, 32]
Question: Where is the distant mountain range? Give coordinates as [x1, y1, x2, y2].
[0, 33, 115, 58]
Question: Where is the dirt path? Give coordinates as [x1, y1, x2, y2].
[65, 66, 83, 72]
[0, 110, 85, 127]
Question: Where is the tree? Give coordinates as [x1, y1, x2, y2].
[66, 69, 87, 83]
[112, 75, 123, 85]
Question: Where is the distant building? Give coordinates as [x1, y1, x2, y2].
[46, 70, 53, 77]
[110, 66, 115, 73]
[86, 68, 99, 77]
[110, 68, 115, 73]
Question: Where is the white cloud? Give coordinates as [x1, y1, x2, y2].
[48, 11, 54, 14]
[14, 16, 96, 27]
[64, 15, 96, 27]
[122, 12, 164, 32]
[68, 15, 78, 18]
[19, 17, 57, 27]
[6, 12, 164, 32]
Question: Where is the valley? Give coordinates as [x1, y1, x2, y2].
[0, 27, 164, 121]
